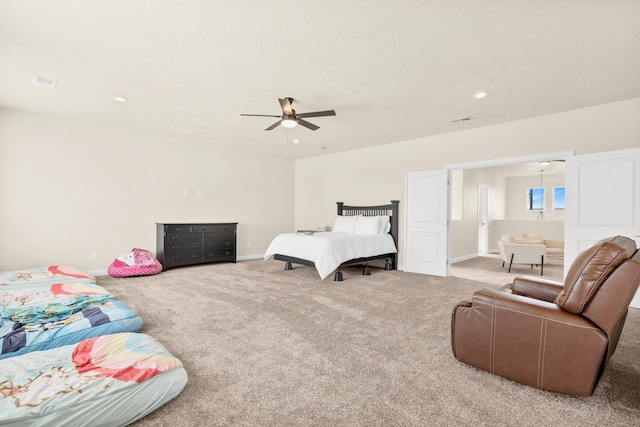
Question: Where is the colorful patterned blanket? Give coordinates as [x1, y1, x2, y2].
[0, 333, 187, 424]
[0, 265, 96, 287]
[1, 284, 115, 324]
[0, 266, 142, 359]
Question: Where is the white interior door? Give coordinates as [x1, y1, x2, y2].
[478, 184, 489, 254]
[565, 147, 640, 308]
[404, 169, 449, 276]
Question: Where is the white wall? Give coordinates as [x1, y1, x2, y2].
[505, 174, 565, 221]
[0, 110, 295, 271]
[295, 98, 640, 267]
[491, 220, 564, 244]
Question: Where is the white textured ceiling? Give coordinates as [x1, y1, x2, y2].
[1, 1, 639, 160]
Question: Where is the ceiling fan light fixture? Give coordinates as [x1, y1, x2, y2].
[281, 117, 297, 128]
[241, 97, 335, 131]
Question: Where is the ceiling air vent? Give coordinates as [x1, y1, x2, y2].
[449, 116, 474, 123]
[32, 76, 57, 90]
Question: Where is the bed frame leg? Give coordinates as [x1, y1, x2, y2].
[363, 264, 371, 275]
[284, 261, 292, 271]
[384, 259, 392, 271]
[334, 270, 343, 281]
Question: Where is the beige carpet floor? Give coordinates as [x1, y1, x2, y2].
[97, 255, 640, 426]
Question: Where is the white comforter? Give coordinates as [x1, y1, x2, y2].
[264, 232, 397, 279]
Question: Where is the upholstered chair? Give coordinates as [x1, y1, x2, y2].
[452, 235, 640, 396]
[497, 235, 547, 275]
[518, 232, 564, 256]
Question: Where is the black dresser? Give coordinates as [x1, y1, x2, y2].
[156, 223, 237, 270]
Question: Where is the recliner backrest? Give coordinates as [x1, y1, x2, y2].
[555, 236, 637, 314]
[581, 251, 640, 360]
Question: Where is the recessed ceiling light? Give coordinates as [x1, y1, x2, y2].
[291, 139, 300, 144]
[474, 91, 488, 99]
[113, 96, 128, 102]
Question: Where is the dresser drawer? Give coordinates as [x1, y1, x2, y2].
[164, 251, 203, 267]
[165, 225, 191, 234]
[165, 241, 203, 253]
[191, 224, 214, 233]
[213, 224, 235, 233]
[203, 240, 234, 250]
[204, 231, 235, 241]
[204, 248, 235, 261]
[166, 233, 202, 243]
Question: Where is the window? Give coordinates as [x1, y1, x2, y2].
[526, 187, 545, 211]
[553, 186, 566, 210]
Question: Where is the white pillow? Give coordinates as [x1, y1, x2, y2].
[378, 216, 391, 233]
[333, 215, 358, 233]
[515, 238, 545, 245]
[523, 232, 543, 240]
[354, 215, 381, 234]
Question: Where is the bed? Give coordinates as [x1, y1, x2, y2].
[0, 332, 188, 426]
[265, 201, 399, 280]
[0, 265, 143, 360]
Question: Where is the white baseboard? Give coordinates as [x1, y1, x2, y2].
[450, 253, 479, 264]
[237, 254, 265, 261]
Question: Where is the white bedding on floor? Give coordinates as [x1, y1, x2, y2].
[264, 232, 397, 279]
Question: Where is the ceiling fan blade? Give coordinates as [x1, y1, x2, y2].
[296, 118, 319, 131]
[264, 121, 281, 131]
[296, 110, 336, 119]
[240, 114, 281, 117]
[279, 98, 293, 115]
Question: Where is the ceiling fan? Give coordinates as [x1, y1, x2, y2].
[241, 97, 336, 131]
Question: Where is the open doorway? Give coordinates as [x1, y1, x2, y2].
[404, 150, 570, 278]
[447, 151, 570, 279]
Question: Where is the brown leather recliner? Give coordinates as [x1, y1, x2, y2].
[451, 235, 640, 396]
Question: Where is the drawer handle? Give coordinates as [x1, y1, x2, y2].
[191, 255, 199, 259]
[225, 242, 231, 247]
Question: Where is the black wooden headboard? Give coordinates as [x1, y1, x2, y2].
[336, 200, 400, 247]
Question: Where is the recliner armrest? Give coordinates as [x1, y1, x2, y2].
[470, 288, 588, 324]
[507, 275, 563, 303]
